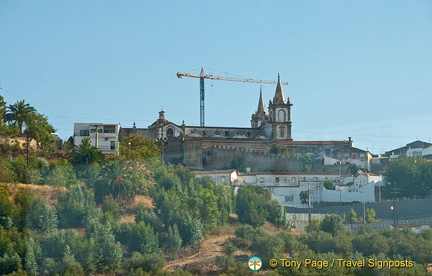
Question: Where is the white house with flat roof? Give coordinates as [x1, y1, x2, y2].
[193, 170, 238, 185]
[193, 170, 382, 208]
[73, 123, 121, 155]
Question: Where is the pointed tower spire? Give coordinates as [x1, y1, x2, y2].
[257, 86, 265, 114]
[251, 87, 269, 128]
[273, 73, 285, 104]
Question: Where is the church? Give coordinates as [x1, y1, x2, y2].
[120, 77, 371, 172]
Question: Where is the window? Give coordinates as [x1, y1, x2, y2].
[167, 128, 174, 137]
[104, 126, 116, 133]
[285, 195, 294, 202]
[220, 176, 226, 183]
[110, 141, 116, 150]
[275, 177, 280, 183]
[278, 109, 286, 122]
[279, 126, 285, 138]
[80, 130, 89, 136]
[91, 128, 102, 133]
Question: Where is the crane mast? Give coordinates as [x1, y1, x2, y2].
[177, 67, 288, 127]
[200, 71, 205, 127]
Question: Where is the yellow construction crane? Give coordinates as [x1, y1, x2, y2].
[177, 67, 288, 127]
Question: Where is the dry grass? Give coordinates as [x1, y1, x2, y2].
[120, 214, 136, 224]
[125, 195, 154, 211]
[0, 183, 66, 206]
[261, 221, 305, 236]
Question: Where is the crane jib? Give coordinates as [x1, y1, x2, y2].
[177, 69, 288, 126]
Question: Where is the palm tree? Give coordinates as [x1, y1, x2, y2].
[68, 138, 104, 165]
[4, 100, 36, 134]
[94, 161, 138, 202]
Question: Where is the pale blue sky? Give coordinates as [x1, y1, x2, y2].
[1, 1, 431, 154]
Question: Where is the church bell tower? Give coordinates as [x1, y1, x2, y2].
[268, 75, 293, 140]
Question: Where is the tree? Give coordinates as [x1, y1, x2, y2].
[166, 224, 182, 253]
[26, 198, 58, 233]
[249, 233, 284, 258]
[26, 113, 55, 150]
[230, 156, 246, 172]
[177, 215, 203, 246]
[4, 100, 36, 134]
[299, 190, 309, 204]
[346, 208, 357, 223]
[57, 185, 96, 228]
[303, 155, 313, 172]
[0, 252, 22, 275]
[119, 222, 160, 255]
[266, 199, 288, 227]
[320, 215, 345, 236]
[94, 161, 146, 203]
[0, 96, 13, 135]
[215, 184, 234, 226]
[236, 185, 268, 227]
[270, 143, 295, 158]
[41, 159, 78, 187]
[0, 187, 16, 228]
[24, 234, 41, 275]
[365, 208, 376, 223]
[0, 95, 6, 122]
[68, 138, 104, 166]
[302, 231, 335, 253]
[89, 220, 123, 273]
[42, 229, 95, 273]
[126, 252, 165, 274]
[352, 230, 389, 256]
[120, 133, 160, 161]
[324, 180, 335, 190]
[384, 157, 432, 199]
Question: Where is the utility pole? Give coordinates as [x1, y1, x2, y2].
[338, 161, 342, 205]
[94, 125, 99, 149]
[308, 183, 312, 233]
[391, 183, 398, 227]
[362, 191, 366, 224]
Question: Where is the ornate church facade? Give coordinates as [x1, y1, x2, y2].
[121, 77, 371, 172]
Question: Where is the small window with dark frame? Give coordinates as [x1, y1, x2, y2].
[80, 130, 89, 136]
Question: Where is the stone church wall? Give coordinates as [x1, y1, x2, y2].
[201, 147, 354, 173]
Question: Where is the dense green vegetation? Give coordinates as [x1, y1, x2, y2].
[0, 97, 289, 275]
[384, 156, 432, 199]
[218, 215, 430, 275]
[0, 157, 240, 274]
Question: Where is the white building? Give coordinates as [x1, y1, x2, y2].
[193, 170, 238, 185]
[194, 170, 382, 208]
[73, 123, 121, 155]
[406, 146, 432, 158]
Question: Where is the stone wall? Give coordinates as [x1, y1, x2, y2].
[286, 198, 432, 221]
[183, 139, 203, 169]
[201, 147, 356, 173]
[163, 137, 184, 164]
